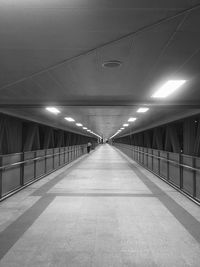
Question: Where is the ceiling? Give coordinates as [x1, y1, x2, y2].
[1, 0, 200, 139]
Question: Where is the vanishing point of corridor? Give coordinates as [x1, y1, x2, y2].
[0, 145, 200, 267]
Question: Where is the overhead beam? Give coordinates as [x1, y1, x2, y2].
[0, 102, 200, 109]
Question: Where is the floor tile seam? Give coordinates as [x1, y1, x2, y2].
[41, 192, 155, 197]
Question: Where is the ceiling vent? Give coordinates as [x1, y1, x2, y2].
[102, 60, 122, 68]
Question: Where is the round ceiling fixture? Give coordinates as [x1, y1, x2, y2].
[102, 60, 122, 68]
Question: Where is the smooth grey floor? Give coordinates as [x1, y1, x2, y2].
[0, 144, 200, 267]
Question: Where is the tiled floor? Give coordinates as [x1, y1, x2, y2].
[0, 144, 200, 266]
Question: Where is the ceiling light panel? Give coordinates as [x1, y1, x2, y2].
[76, 123, 83, 127]
[137, 108, 149, 113]
[152, 80, 186, 98]
[65, 117, 75, 122]
[123, 124, 129, 127]
[46, 107, 60, 114]
[128, 117, 137, 122]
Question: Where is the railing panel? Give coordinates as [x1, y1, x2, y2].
[1, 154, 21, 196]
[54, 148, 60, 169]
[24, 152, 35, 184]
[160, 151, 168, 179]
[46, 149, 54, 173]
[64, 147, 69, 163]
[60, 147, 65, 166]
[36, 150, 45, 177]
[144, 148, 148, 167]
[147, 149, 153, 170]
[153, 150, 159, 174]
[69, 147, 72, 162]
[0, 143, 90, 200]
[139, 147, 143, 164]
[182, 155, 194, 196]
[196, 158, 200, 200]
[114, 143, 200, 203]
[168, 153, 180, 187]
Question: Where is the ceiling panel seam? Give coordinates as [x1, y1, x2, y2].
[142, 12, 190, 86]
[1, 3, 200, 92]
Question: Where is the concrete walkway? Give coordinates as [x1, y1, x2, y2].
[0, 144, 200, 267]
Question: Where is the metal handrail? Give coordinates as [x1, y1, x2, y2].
[0, 145, 87, 171]
[115, 144, 200, 173]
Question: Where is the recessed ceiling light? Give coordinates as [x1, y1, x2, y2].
[76, 123, 83, 127]
[128, 117, 137, 122]
[123, 124, 129, 127]
[152, 80, 186, 98]
[137, 108, 149, 113]
[65, 117, 75, 122]
[102, 60, 122, 68]
[46, 107, 60, 114]
[120, 128, 124, 130]
[83, 127, 87, 130]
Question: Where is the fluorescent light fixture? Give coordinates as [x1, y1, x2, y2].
[128, 117, 137, 122]
[137, 108, 149, 113]
[123, 124, 129, 127]
[87, 130, 90, 132]
[152, 80, 186, 98]
[46, 107, 60, 114]
[83, 127, 87, 130]
[76, 123, 83, 127]
[65, 117, 75, 122]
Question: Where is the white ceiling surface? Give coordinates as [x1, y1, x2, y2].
[0, 0, 200, 139]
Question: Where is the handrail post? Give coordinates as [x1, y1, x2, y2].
[0, 156, 3, 199]
[179, 153, 183, 189]
[158, 150, 160, 176]
[20, 152, 24, 186]
[52, 149, 55, 170]
[193, 157, 196, 198]
[64, 147, 66, 164]
[34, 151, 37, 180]
[44, 149, 47, 173]
[59, 147, 61, 166]
[167, 152, 170, 181]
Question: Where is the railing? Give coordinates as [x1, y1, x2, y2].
[0, 144, 93, 201]
[114, 143, 200, 203]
